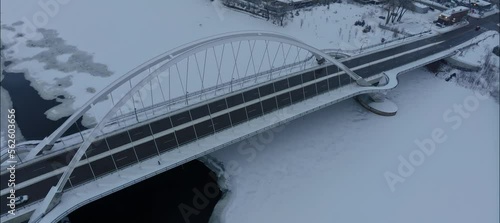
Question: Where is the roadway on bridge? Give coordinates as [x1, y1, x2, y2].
[1, 13, 498, 217]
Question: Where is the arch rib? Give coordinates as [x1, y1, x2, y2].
[26, 31, 368, 160]
[29, 31, 369, 222]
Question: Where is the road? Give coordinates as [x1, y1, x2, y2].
[1, 13, 498, 217]
[414, 0, 448, 11]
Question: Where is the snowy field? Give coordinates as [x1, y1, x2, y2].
[0, 0, 444, 148]
[209, 68, 499, 223]
[440, 30, 500, 102]
[1, 1, 499, 222]
[452, 31, 499, 68]
[205, 29, 500, 222]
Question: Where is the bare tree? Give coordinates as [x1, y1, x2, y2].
[385, 0, 399, 24]
[384, 0, 415, 24]
[396, 0, 415, 22]
[481, 48, 499, 94]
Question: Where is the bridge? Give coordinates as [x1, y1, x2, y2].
[0, 15, 495, 222]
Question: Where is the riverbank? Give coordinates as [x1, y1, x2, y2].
[0, 47, 24, 150]
[208, 67, 499, 223]
[1, 56, 86, 141]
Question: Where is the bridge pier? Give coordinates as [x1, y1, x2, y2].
[356, 76, 398, 116]
[355, 93, 398, 116]
[18, 31, 377, 222]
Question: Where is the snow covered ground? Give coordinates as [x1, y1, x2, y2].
[452, 31, 499, 68]
[440, 30, 500, 102]
[0, 0, 444, 150]
[418, 0, 449, 10]
[204, 28, 500, 223]
[379, 7, 441, 35]
[469, 7, 500, 19]
[0, 0, 439, 122]
[209, 68, 499, 223]
[1, 1, 498, 222]
[206, 31, 499, 223]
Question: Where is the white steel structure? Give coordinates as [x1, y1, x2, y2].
[27, 31, 370, 222]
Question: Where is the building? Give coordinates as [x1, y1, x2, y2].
[455, 0, 493, 11]
[437, 6, 469, 25]
[412, 2, 430, 13]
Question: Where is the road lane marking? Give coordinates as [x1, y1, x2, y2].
[349, 41, 445, 72]
[0, 40, 448, 196]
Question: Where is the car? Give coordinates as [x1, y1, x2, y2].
[475, 26, 481, 31]
[14, 195, 29, 205]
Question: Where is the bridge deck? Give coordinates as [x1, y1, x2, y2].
[3, 73, 385, 223]
[2, 15, 494, 221]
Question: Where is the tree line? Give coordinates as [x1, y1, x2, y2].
[220, 0, 417, 26]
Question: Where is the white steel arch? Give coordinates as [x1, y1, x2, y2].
[29, 31, 371, 222]
[26, 31, 369, 161]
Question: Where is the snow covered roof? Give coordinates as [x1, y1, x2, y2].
[456, 0, 492, 6]
[441, 6, 469, 17]
[471, 0, 492, 6]
[413, 2, 429, 8]
[276, 0, 310, 3]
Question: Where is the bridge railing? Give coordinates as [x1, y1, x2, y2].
[0, 198, 42, 219]
[15, 64, 349, 223]
[10, 32, 345, 166]
[322, 29, 433, 57]
[1, 52, 318, 169]
[0, 26, 444, 167]
[56, 53, 319, 148]
[106, 54, 316, 126]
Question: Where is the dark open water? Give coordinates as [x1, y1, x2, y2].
[1, 53, 222, 223]
[68, 161, 221, 223]
[1, 60, 86, 140]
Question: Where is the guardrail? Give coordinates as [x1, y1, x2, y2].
[0, 55, 316, 167]
[49, 49, 462, 222]
[378, 24, 414, 36]
[457, 33, 498, 52]
[322, 29, 433, 56]
[34, 81, 381, 223]
[0, 199, 42, 220]
[0, 26, 455, 168]
[4, 46, 466, 223]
